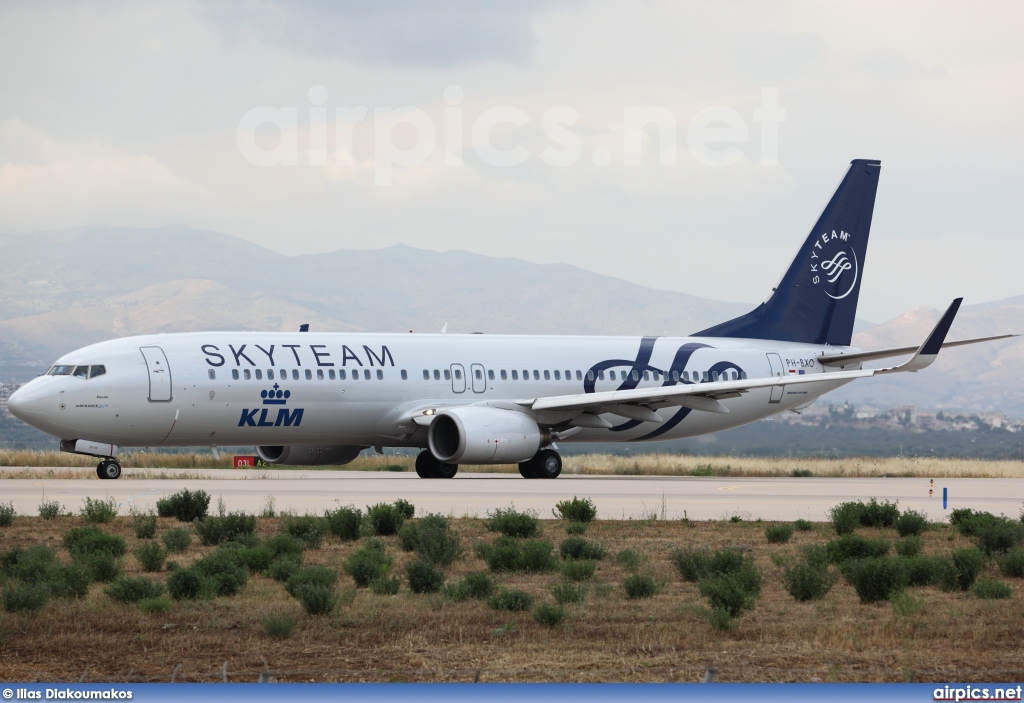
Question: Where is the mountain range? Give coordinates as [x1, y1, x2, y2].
[1, 226, 1021, 413]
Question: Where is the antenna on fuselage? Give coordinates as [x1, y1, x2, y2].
[440, 323, 447, 334]
[299, 324, 309, 332]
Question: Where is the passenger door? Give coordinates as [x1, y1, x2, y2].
[765, 353, 784, 403]
[140, 346, 172, 402]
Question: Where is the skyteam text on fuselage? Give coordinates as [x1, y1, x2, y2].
[8, 160, 1015, 479]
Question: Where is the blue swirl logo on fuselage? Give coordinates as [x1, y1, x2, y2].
[584, 336, 744, 440]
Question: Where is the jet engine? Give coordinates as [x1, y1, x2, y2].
[427, 406, 545, 464]
[256, 445, 365, 466]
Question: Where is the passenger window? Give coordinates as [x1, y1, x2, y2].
[741, 371, 747, 380]
[423, 370, 429, 380]
[475, 369, 482, 380]
[90, 365, 106, 379]
[268, 369, 275, 380]
[652, 370, 660, 381]
[554, 370, 560, 380]
[232, 369, 239, 380]
[444, 370, 451, 380]
[565, 370, 571, 379]
[207, 369, 215, 380]
[401, 370, 408, 380]
[522, 370, 528, 380]
[339, 369, 347, 380]
[543, 370, 550, 380]
[488, 369, 494, 381]
[631, 370, 638, 382]
[455, 369, 462, 380]
[533, 370, 539, 380]
[434, 369, 441, 380]
[255, 369, 263, 380]
[316, 369, 324, 380]
[671, 370, 679, 382]
[363, 369, 370, 380]
[643, 370, 650, 381]
[598, 370, 605, 380]
[702, 372, 708, 382]
[610, 371, 617, 381]
[576, 370, 583, 381]
[244, 369, 252, 380]
[499, 370, 506, 380]
[511, 370, 518, 380]
[586, 370, 595, 381]
[305, 369, 312, 380]
[352, 369, 358, 380]
[329, 369, 336, 380]
[292, 369, 299, 380]
[73, 366, 89, 379]
[376, 370, 383, 380]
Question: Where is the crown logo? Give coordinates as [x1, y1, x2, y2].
[261, 384, 290, 405]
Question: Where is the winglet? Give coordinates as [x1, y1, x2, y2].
[879, 298, 962, 374]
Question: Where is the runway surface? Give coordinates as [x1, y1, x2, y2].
[2, 468, 1021, 520]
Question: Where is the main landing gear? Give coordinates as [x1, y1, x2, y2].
[518, 448, 562, 479]
[96, 458, 122, 480]
[415, 450, 458, 479]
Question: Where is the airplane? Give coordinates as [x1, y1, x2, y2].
[7, 159, 1015, 480]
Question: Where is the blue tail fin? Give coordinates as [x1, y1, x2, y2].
[696, 159, 881, 346]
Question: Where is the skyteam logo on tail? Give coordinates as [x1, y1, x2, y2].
[810, 230, 858, 300]
[238, 384, 304, 427]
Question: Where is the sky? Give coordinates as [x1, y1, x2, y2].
[1, 0, 1022, 323]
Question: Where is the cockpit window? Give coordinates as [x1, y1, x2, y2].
[89, 365, 106, 379]
[72, 366, 89, 379]
[48, 365, 75, 376]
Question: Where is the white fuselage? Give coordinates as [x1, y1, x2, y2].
[10, 332, 856, 450]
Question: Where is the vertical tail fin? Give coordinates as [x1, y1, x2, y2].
[696, 159, 881, 346]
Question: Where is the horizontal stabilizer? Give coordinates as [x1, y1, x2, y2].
[819, 333, 1017, 367]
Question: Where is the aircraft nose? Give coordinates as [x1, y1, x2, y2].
[6, 384, 46, 422]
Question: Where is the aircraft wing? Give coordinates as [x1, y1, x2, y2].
[524, 299, 967, 418]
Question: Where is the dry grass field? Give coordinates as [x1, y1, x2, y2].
[2, 449, 1023, 479]
[1, 503, 1022, 683]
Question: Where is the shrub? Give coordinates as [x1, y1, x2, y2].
[167, 568, 207, 600]
[707, 607, 734, 631]
[950, 509, 1001, 537]
[971, 579, 1012, 599]
[840, 557, 908, 603]
[78, 552, 121, 582]
[405, 560, 444, 594]
[134, 542, 166, 572]
[263, 615, 294, 638]
[105, 576, 165, 604]
[397, 523, 418, 551]
[551, 581, 587, 605]
[902, 555, 947, 586]
[233, 545, 274, 574]
[294, 585, 337, 615]
[365, 503, 405, 536]
[699, 571, 760, 616]
[860, 499, 900, 528]
[371, 576, 401, 595]
[559, 538, 605, 561]
[461, 572, 495, 599]
[794, 519, 814, 532]
[826, 534, 890, 564]
[553, 497, 597, 523]
[343, 543, 392, 587]
[489, 588, 533, 612]
[565, 522, 587, 535]
[891, 591, 924, 617]
[895, 510, 928, 537]
[830, 502, 863, 535]
[264, 533, 306, 558]
[191, 550, 248, 596]
[671, 548, 710, 582]
[48, 564, 90, 599]
[765, 524, 794, 544]
[623, 573, 657, 599]
[940, 548, 985, 592]
[285, 566, 337, 597]
[39, 499, 63, 520]
[156, 489, 210, 522]
[561, 559, 596, 581]
[194, 513, 257, 546]
[324, 506, 362, 541]
[973, 518, 1024, 556]
[282, 514, 326, 549]
[485, 507, 540, 538]
[413, 515, 462, 567]
[783, 562, 835, 601]
[393, 498, 415, 520]
[133, 512, 158, 539]
[64, 527, 127, 557]
[518, 539, 558, 573]
[80, 497, 118, 523]
[267, 555, 302, 583]
[138, 597, 170, 614]
[3, 545, 57, 582]
[998, 550, 1024, 578]
[616, 549, 643, 572]
[3, 583, 49, 612]
[0, 501, 15, 527]
[161, 527, 192, 553]
[894, 536, 923, 557]
[533, 603, 566, 627]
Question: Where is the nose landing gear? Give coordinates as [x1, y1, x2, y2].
[96, 459, 122, 480]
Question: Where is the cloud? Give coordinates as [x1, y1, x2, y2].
[198, 0, 546, 66]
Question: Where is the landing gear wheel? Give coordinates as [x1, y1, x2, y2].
[96, 459, 122, 480]
[534, 449, 562, 479]
[414, 451, 459, 479]
[518, 461, 538, 479]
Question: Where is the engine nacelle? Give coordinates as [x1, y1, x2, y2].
[256, 445, 365, 466]
[428, 406, 544, 464]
